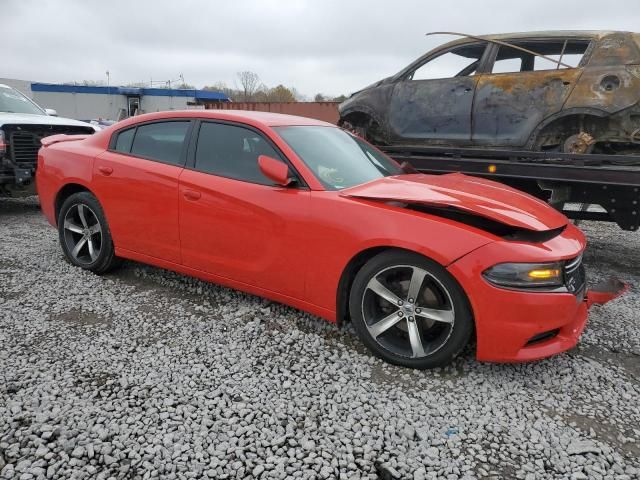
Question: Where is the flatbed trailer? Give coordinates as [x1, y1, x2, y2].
[381, 145, 640, 231]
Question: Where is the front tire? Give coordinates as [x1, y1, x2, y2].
[349, 250, 473, 369]
[57, 192, 119, 274]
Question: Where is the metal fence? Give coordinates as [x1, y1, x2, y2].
[205, 101, 340, 124]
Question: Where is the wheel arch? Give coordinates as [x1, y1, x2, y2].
[336, 245, 475, 329]
[526, 107, 610, 149]
[338, 107, 388, 144]
[54, 182, 96, 226]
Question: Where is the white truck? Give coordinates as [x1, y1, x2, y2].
[0, 84, 97, 196]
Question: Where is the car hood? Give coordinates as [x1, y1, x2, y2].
[340, 173, 568, 232]
[0, 112, 96, 130]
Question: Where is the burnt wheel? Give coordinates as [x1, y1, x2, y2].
[58, 192, 120, 274]
[349, 250, 473, 369]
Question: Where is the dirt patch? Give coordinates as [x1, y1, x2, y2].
[52, 309, 112, 327]
[578, 343, 640, 380]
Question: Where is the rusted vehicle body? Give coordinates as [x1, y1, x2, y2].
[339, 31, 640, 155]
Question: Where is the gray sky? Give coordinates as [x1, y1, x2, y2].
[5, 0, 639, 98]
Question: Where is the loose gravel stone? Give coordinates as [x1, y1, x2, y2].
[1, 196, 639, 479]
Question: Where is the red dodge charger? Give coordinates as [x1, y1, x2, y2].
[36, 111, 624, 369]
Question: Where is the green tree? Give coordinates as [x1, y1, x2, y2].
[267, 85, 296, 103]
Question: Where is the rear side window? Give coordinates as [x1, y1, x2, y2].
[195, 122, 283, 185]
[491, 39, 590, 74]
[128, 121, 190, 165]
[114, 127, 135, 153]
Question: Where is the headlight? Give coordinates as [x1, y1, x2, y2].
[483, 262, 563, 289]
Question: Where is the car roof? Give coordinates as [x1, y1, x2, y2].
[437, 30, 628, 49]
[119, 110, 335, 128]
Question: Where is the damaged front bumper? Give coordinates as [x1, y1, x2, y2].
[447, 224, 628, 362]
[497, 277, 628, 363]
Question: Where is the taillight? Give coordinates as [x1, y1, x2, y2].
[0, 130, 6, 156]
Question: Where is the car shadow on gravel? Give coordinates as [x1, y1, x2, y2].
[107, 258, 481, 378]
[0, 196, 41, 215]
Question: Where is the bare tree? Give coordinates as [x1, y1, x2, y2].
[236, 71, 260, 102]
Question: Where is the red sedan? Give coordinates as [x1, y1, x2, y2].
[36, 111, 624, 369]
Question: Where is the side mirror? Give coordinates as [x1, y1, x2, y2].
[400, 160, 418, 174]
[45, 108, 58, 116]
[258, 155, 293, 187]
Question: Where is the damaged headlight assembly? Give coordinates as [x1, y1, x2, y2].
[483, 262, 564, 289]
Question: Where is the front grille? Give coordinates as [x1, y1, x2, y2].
[4, 125, 95, 168]
[9, 131, 42, 167]
[564, 255, 586, 295]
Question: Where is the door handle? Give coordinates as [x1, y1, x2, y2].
[98, 166, 113, 176]
[183, 189, 201, 201]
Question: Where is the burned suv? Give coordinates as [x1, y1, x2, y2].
[339, 31, 640, 154]
[0, 84, 96, 196]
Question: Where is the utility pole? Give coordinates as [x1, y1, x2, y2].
[106, 70, 111, 120]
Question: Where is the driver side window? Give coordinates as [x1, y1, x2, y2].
[410, 43, 487, 81]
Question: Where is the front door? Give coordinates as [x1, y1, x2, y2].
[92, 120, 192, 263]
[388, 42, 488, 143]
[179, 120, 310, 300]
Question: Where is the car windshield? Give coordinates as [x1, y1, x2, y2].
[275, 126, 403, 190]
[0, 87, 46, 115]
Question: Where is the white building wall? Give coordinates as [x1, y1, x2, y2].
[31, 91, 128, 120]
[1, 78, 209, 120]
[142, 95, 191, 113]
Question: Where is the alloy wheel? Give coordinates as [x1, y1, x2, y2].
[62, 203, 103, 265]
[361, 265, 455, 359]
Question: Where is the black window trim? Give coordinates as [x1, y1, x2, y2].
[185, 118, 309, 189]
[108, 118, 195, 168]
[397, 40, 494, 82]
[483, 37, 595, 75]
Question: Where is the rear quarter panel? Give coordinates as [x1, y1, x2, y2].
[564, 65, 640, 113]
[36, 140, 104, 226]
[565, 33, 640, 113]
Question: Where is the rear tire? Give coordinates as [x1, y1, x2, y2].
[57, 192, 120, 274]
[349, 250, 473, 369]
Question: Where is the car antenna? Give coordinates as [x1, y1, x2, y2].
[425, 31, 573, 69]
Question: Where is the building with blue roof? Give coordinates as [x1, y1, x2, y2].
[0, 78, 230, 121]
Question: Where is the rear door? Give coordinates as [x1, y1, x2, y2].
[178, 120, 310, 300]
[472, 38, 589, 146]
[388, 42, 488, 143]
[92, 120, 193, 263]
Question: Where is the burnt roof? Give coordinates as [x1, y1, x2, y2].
[435, 30, 629, 49]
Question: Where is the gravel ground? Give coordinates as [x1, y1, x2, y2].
[1, 196, 639, 480]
